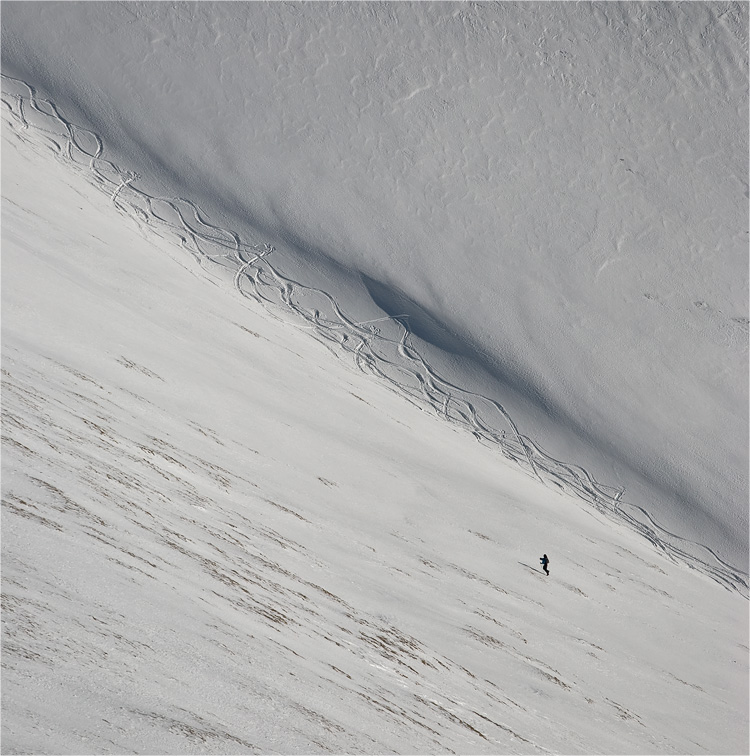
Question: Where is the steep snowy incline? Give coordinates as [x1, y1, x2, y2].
[2, 79, 748, 756]
[2, 1, 747, 571]
[2, 71, 743, 595]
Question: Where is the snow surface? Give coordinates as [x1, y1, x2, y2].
[1, 2, 749, 754]
[2, 1, 748, 574]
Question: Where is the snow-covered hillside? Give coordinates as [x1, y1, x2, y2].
[2, 3, 748, 754]
[2, 73, 748, 755]
[2, 1, 747, 573]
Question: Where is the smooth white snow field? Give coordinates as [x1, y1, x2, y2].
[1, 2, 749, 755]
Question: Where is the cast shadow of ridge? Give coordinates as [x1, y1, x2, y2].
[360, 273, 554, 413]
[361, 275, 470, 358]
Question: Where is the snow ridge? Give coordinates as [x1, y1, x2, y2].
[3, 72, 746, 597]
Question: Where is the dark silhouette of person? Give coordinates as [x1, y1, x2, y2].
[540, 554, 549, 575]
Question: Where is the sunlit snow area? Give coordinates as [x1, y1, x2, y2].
[2, 2, 748, 754]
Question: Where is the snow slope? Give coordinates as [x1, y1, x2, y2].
[2, 1, 747, 573]
[1, 2, 749, 754]
[2, 74, 748, 756]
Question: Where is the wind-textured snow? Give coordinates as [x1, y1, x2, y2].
[1, 2, 749, 755]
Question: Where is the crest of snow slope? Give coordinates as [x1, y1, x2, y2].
[1, 70, 749, 754]
[1, 1, 748, 573]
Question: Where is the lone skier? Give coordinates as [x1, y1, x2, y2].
[540, 554, 549, 576]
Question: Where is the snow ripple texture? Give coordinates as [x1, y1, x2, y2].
[3, 73, 746, 597]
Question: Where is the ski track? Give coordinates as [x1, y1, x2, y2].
[2, 73, 746, 598]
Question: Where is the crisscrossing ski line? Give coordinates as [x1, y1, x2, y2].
[2, 73, 745, 596]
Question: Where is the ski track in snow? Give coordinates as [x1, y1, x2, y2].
[2, 72, 746, 598]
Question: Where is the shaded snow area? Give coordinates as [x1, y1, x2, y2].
[1, 2, 748, 755]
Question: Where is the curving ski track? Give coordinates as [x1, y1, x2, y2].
[2, 73, 746, 597]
